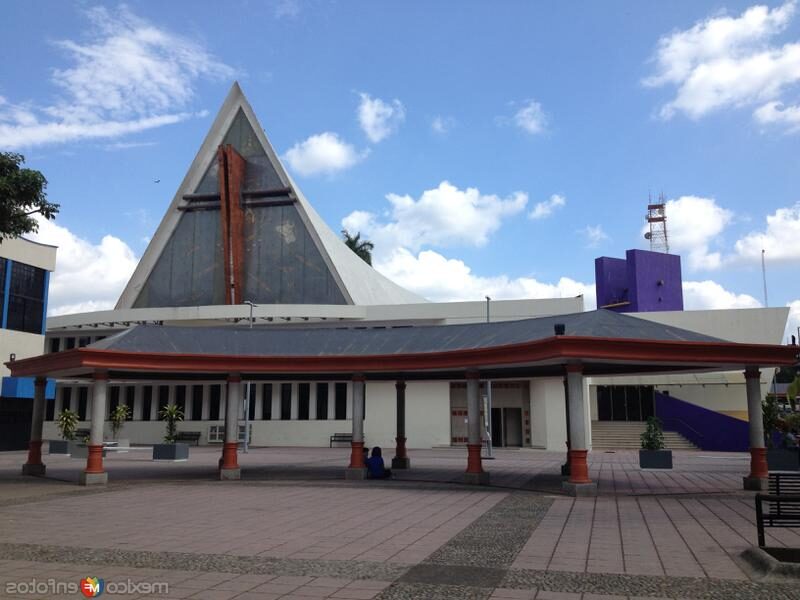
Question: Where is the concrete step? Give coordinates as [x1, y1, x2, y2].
[591, 421, 697, 449]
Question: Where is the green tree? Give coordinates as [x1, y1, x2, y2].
[341, 229, 374, 265]
[159, 404, 184, 443]
[0, 152, 59, 241]
[787, 375, 800, 412]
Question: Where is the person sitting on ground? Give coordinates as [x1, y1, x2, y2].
[366, 446, 391, 479]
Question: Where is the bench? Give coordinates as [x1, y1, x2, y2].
[330, 433, 352, 447]
[175, 431, 202, 446]
[755, 473, 800, 547]
[74, 429, 90, 441]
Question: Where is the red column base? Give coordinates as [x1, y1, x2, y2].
[466, 443, 484, 474]
[349, 441, 365, 468]
[395, 436, 407, 460]
[568, 449, 591, 484]
[25, 440, 43, 467]
[221, 442, 239, 470]
[749, 447, 769, 479]
[85, 445, 105, 474]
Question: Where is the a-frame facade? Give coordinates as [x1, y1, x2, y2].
[117, 82, 424, 309]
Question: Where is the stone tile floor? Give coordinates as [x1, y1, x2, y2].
[0, 447, 798, 599]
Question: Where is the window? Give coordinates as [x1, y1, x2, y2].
[49, 338, 60, 353]
[65, 337, 76, 350]
[334, 382, 347, 420]
[158, 385, 169, 414]
[125, 386, 135, 419]
[262, 383, 272, 419]
[316, 383, 328, 420]
[61, 387, 72, 412]
[209, 385, 221, 420]
[142, 386, 153, 421]
[280, 383, 292, 420]
[298, 383, 310, 420]
[175, 385, 187, 414]
[78, 336, 91, 348]
[109, 386, 120, 414]
[6, 262, 46, 334]
[46, 397, 55, 421]
[192, 385, 203, 420]
[78, 387, 88, 421]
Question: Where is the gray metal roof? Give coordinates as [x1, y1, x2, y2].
[88, 309, 726, 357]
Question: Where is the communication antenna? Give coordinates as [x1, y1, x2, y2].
[644, 193, 669, 253]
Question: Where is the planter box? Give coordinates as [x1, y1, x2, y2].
[767, 448, 800, 471]
[639, 449, 673, 469]
[153, 443, 189, 461]
[49, 440, 71, 454]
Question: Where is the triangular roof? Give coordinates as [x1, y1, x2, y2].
[116, 82, 425, 309]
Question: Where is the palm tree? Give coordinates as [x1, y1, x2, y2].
[341, 229, 374, 265]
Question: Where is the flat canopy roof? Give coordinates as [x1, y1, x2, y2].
[8, 310, 797, 381]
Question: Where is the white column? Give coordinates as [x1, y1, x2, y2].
[225, 378, 242, 444]
[201, 384, 210, 420]
[567, 370, 586, 450]
[150, 388, 159, 421]
[310, 383, 317, 420]
[271, 383, 280, 420]
[89, 378, 108, 446]
[290, 383, 299, 420]
[54, 385, 63, 416]
[184, 385, 192, 421]
[746, 368, 765, 449]
[254, 384, 263, 420]
[346, 382, 353, 420]
[467, 376, 481, 445]
[167, 384, 175, 407]
[351, 378, 365, 443]
[133, 385, 143, 421]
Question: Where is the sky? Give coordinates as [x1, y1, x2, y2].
[1, 1, 799, 340]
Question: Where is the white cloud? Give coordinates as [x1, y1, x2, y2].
[754, 101, 800, 130]
[431, 115, 455, 135]
[342, 181, 527, 253]
[28, 216, 139, 316]
[734, 202, 800, 263]
[682, 280, 762, 310]
[274, 0, 300, 18]
[529, 194, 566, 220]
[513, 100, 548, 134]
[282, 132, 367, 176]
[0, 6, 233, 149]
[787, 299, 800, 342]
[644, 1, 800, 128]
[641, 195, 734, 270]
[357, 93, 405, 143]
[581, 224, 610, 247]
[374, 247, 593, 304]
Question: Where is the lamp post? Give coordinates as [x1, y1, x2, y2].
[485, 296, 493, 459]
[242, 301, 257, 453]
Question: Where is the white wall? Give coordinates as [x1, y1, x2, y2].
[1, 237, 57, 271]
[0, 329, 46, 378]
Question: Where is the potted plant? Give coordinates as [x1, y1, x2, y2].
[50, 409, 79, 454]
[639, 416, 673, 469]
[110, 404, 131, 449]
[767, 410, 800, 471]
[153, 404, 189, 460]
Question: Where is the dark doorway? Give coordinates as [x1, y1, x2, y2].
[0, 398, 32, 450]
[490, 407, 523, 447]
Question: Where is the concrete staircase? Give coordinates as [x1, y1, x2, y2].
[591, 421, 697, 450]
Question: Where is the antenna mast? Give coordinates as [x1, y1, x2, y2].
[644, 193, 669, 253]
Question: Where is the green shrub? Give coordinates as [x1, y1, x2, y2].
[640, 416, 665, 451]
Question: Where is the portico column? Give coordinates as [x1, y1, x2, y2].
[465, 370, 489, 485]
[220, 374, 241, 480]
[743, 366, 769, 490]
[563, 364, 596, 496]
[392, 380, 410, 469]
[80, 372, 108, 486]
[22, 377, 47, 476]
[346, 375, 367, 479]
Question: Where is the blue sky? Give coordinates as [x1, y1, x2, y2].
[1, 1, 799, 338]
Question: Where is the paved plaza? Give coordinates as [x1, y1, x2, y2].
[0, 447, 798, 599]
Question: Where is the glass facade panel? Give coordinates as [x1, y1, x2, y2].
[280, 383, 292, 420]
[142, 386, 153, 421]
[6, 262, 45, 334]
[77, 387, 88, 421]
[334, 383, 347, 420]
[192, 385, 203, 420]
[262, 383, 272, 419]
[209, 385, 221, 420]
[298, 383, 310, 420]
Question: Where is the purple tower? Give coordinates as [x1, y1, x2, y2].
[595, 249, 683, 313]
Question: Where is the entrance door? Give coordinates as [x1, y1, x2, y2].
[504, 407, 523, 447]
[491, 407, 503, 447]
